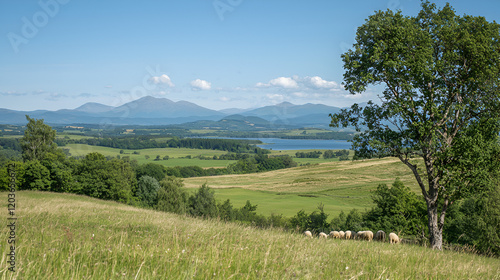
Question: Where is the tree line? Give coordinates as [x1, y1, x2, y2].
[56, 136, 268, 154]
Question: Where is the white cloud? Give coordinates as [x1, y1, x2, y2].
[190, 79, 212, 91]
[256, 75, 339, 91]
[149, 74, 175, 87]
[307, 76, 339, 89]
[257, 77, 298, 89]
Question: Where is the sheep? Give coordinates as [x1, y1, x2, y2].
[329, 231, 340, 239]
[357, 231, 374, 241]
[355, 231, 364, 240]
[319, 232, 328, 239]
[304, 231, 313, 238]
[345, 230, 352, 240]
[339, 231, 345, 239]
[389, 232, 400, 244]
[375, 230, 386, 242]
[351, 231, 358, 240]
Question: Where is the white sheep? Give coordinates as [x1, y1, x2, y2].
[345, 230, 352, 240]
[389, 232, 400, 244]
[319, 232, 328, 239]
[304, 230, 313, 238]
[375, 230, 386, 242]
[357, 231, 373, 241]
[339, 231, 345, 239]
[329, 231, 340, 239]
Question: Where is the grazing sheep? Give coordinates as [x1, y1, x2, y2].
[389, 232, 400, 244]
[365, 231, 374, 241]
[304, 231, 313, 238]
[319, 232, 328, 239]
[345, 231, 352, 240]
[339, 231, 345, 239]
[357, 231, 373, 241]
[329, 231, 340, 239]
[375, 230, 386, 242]
[355, 231, 364, 240]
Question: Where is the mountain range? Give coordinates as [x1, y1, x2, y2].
[0, 96, 343, 129]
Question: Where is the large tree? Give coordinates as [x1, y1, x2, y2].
[330, 1, 500, 249]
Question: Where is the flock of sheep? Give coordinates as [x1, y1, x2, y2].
[304, 230, 400, 244]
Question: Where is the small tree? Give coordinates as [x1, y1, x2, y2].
[20, 116, 57, 162]
[156, 176, 188, 214]
[188, 183, 218, 218]
[136, 175, 160, 207]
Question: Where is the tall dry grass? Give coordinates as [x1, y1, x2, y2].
[1, 191, 499, 279]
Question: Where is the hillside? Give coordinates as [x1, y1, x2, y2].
[2, 191, 498, 279]
[184, 157, 420, 217]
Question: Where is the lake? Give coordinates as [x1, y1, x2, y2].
[250, 138, 352, 151]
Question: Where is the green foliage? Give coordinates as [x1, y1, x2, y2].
[235, 200, 259, 222]
[188, 183, 218, 218]
[323, 150, 335, 159]
[295, 151, 322, 158]
[136, 175, 160, 208]
[135, 162, 166, 182]
[156, 176, 188, 214]
[445, 185, 500, 256]
[363, 179, 427, 237]
[20, 160, 51, 191]
[20, 115, 58, 162]
[330, 0, 500, 249]
[0, 161, 24, 191]
[290, 204, 329, 233]
[74, 152, 135, 203]
[217, 199, 236, 221]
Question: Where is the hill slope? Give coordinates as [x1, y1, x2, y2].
[3, 191, 498, 279]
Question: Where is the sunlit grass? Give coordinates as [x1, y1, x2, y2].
[185, 157, 420, 217]
[0, 191, 498, 279]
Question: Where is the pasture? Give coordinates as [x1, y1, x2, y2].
[184, 157, 420, 217]
[63, 144, 237, 168]
[62, 143, 348, 168]
[1, 191, 498, 279]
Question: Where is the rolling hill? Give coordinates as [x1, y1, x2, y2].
[4, 190, 498, 279]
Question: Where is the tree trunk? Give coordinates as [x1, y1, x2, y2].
[426, 200, 443, 250]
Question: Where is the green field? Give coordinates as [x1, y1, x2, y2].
[62, 143, 349, 168]
[184, 157, 419, 217]
[63, 144, 237, 168]
[1, 191, 498, 279]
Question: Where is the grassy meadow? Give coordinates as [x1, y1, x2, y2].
[64, 144, 237, 168]
[1, 191, 499, 279]
[184, 157, 419, 217]
[63, 143, 349, 168]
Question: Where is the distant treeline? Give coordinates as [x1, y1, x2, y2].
[56, 136, 267, 153]
[158, 154, 297, 178]
[295, 150, 350, 160]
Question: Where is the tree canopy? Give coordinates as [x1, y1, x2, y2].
[330, 1, 500, 249]
[20, 115, 57, 162]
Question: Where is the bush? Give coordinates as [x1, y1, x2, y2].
[136, 176, 160, 208]
[188, 184, 218, 218]
[156, 177, 188, 214]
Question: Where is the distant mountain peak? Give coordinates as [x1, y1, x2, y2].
[276, 101, 295, 106]
[74, 102, 114, 113]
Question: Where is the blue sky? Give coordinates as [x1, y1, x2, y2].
[1, 0, 499, 111]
